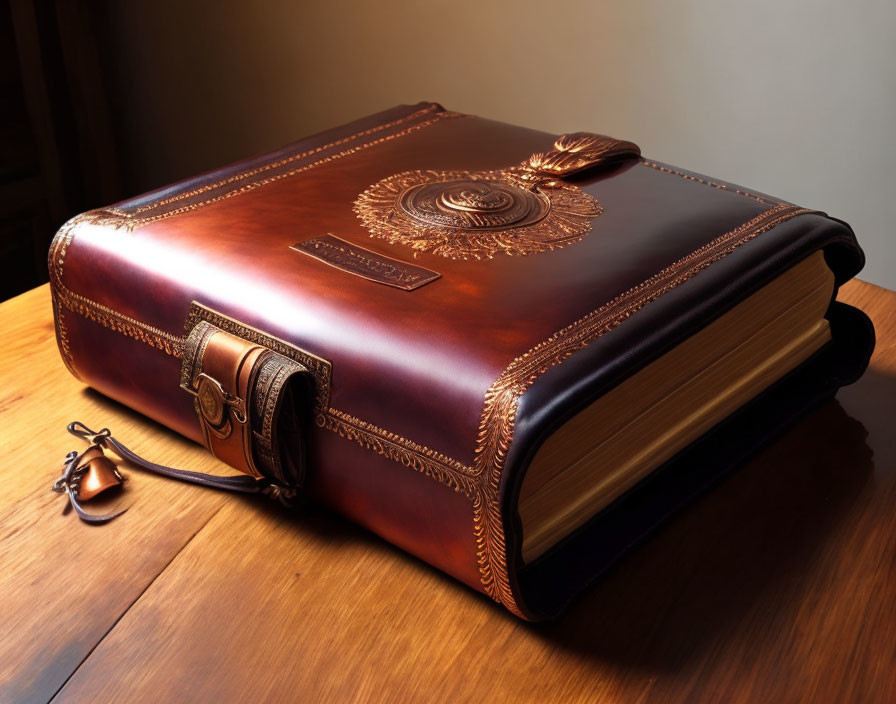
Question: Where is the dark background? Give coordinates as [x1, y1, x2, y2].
[3, 1, 122, 300]
[3, 0, 893, 302]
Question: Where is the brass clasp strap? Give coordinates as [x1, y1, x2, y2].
[180, 320, 312, 489]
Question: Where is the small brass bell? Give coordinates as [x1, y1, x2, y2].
[52, 441, 128, 524]
[76, 446, 124, 500]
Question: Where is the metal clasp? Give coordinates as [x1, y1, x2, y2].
[67, 421, 111, 446]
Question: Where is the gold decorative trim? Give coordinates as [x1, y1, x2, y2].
[49, 214, 83, 376]
[640, 161, 778, 205]
[50, 290, 76, 376]
[321, 408, 479, 496]
[123, 104, 443, 215]
[180, 320, 217, 390]
[96, 110, 467, 231]
[49, 213, 184, 364]
[184, 302, 333, 416]
[251, 351, 309, 485]
[353, 131, 639, 260]
[58, 286, 184, 356]
[471, 203, 813, 613]
[48, 137, 816, 616]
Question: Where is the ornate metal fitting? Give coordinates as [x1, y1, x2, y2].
[354, 132, 639, 260]
[399, 178, 550, 231]
[51, 442, 128, 524]
[194, 372, 246, 431]
[67, 420, 112, 446]
[522, 132, 641, 183]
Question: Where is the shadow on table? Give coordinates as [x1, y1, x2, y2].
[530, 388, 881, 670]
[77, 388, 402, 556]
[82, 368, 889, 673]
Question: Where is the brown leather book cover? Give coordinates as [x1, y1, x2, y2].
[49, 102, 874, 619]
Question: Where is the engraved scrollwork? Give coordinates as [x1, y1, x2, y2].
[49, 128, 812, 618]
[354, 168, 602, 260]
[469, 202, 812, 615]
[399, 177, 549, 231]
[521, 132, 641, 183]
[353, 132, 642, 260]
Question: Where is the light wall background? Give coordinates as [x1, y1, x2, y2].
[101, 0, 896, 288]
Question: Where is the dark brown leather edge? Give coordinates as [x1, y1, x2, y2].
[500, 214, 873, 620]
[107, 101, 444, 214]
[513, 302, 874, 620]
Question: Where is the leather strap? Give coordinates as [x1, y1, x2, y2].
[52, 421, 298, 525]
[185, 325, 264, 476]
[181, 321, 311, 487]
[52, 319, 313, 525]
[65, 422, 295, 502]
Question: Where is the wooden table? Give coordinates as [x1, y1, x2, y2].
[1, 282, 894, 703]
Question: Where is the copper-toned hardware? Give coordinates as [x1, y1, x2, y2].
[182, 303, 333, 417]
[77, 447, 125, 500]
[51, 441, 128, 524]
[179, 323, 265, 477]
[180, 317, 316, 485]
[521, 132, 641, 183]
[400, 177, 549, 231]
[54, 422, 296, 513]
[355, 169, 601, 260]
[196, 374, 227, 428]
[354, 131, 639, 260]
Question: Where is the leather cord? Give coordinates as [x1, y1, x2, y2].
[60, 421, 296, 513]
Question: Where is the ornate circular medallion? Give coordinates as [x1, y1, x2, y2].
[398, 178, 550, 231]
[354, 169, 602, 260]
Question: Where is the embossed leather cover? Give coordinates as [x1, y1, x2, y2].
[49, 102, 874, 620]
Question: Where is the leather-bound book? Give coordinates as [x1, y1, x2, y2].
[49, 102, 874, 619]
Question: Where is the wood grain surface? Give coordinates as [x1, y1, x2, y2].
[1, 282, 894, 703]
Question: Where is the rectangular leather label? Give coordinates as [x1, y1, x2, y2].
[291, 234, 440, 291]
